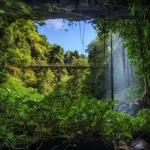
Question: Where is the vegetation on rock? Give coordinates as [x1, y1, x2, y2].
[0, 1, 150, 149]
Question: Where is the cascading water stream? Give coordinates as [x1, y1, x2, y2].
[106, 34, 142, 115]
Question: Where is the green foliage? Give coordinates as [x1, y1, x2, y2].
[37, 69, 55, 93]
[95, 19, 150, 98]
[0, 0, 32, 20]
[86, 38, 108, 99]
[0, 17, 92, 149]
[0, 76, 43, 103]
[0, 17, 88, 95]
[0, 76, 45, 148]
[0, 76, 150, 149]
[130, 0, 150, 20]
[0, 11, 150, 149]
[65, 70, 87, 98]
[59, 98, 114, 138]
[104, 111, 133, 143]
[133, 109, 150, 137]
[95, 19, 150, 76]
[48, 44, 64, 64]
[23, 70, 37, 87]
[0, 18, 51, 70]
[0, 72, 8, 83]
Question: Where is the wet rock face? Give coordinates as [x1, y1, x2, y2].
[116, 100, 141, 116]
[67, 138, 114, 150]
[30, 137, 114, 150]
[118, 139, 150, 150]
[0, 0, 130, 20]
[115, 92, 141, 116]
[130, 138, 150, 150]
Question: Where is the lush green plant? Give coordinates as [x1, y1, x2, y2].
[0, 76, 44, 148]
[104, 111, 133, 146]
[23, 69, 37, 87]
[0, 8, 150, 149]
[0, 17, 88, 95]
[0, 72, 8, 83]
[132, 109, 150, 137]
[0, 76, 43, 102]
[58, 98, 112, 138]
[37, 69, 55, 93]
[86, 37, 108, 99]
[0, 79, 150, 149]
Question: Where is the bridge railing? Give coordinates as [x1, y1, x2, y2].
[23, 63, 100, 69]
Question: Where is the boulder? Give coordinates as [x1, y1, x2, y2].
[130, 138, 150, 150]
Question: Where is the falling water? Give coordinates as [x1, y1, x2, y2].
[105, 34, 142, 115]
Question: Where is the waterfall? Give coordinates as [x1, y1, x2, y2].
[105, 34, 142, 115]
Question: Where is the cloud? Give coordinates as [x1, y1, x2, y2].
[45, 19, 64, 30]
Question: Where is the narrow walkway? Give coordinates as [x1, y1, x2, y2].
[23, 63, 100, 69]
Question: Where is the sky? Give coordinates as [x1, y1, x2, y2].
[37, 19, 97, 54]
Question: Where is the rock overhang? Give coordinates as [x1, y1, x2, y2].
[0, 0, 131, 20]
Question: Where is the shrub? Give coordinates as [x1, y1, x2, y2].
[59, 98, 115, 138]
[37, 69, 55, 93]
[0, 72, 7, 83]
[104, 111, 133, 145]
[0, 80, 150, 149]
[23, 70, 37, 87]
[0, 76, 45, 148]
[132, 109, 150, 137]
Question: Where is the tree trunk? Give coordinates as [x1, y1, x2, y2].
[110, 32, 114, 100]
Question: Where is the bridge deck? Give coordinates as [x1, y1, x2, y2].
[23, 64, 100, 69]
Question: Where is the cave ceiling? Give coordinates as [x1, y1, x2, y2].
[0, 0, 131, 20]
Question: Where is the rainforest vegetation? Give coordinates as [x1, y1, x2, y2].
[0, 0, 150, 150]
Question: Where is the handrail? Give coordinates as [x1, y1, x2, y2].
[23, 63, 100, 69]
